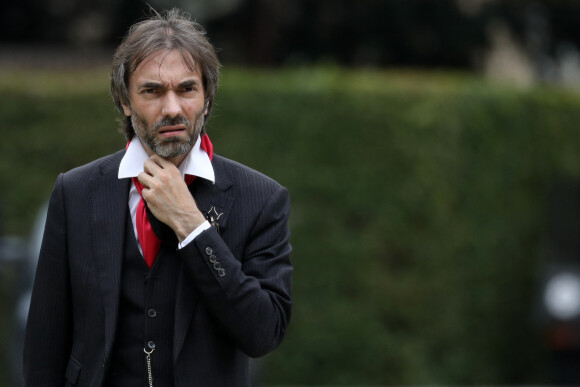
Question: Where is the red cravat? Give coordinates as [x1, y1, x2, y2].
[131, 134, 214, 267]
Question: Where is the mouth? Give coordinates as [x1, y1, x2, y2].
[158, 125, 186, 137]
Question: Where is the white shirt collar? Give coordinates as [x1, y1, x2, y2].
[118, 136, 215, 183]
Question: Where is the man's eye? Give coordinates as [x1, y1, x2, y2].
[144, 89, 156, 94]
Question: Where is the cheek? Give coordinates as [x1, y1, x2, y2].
[138, 106, 161, 126]
[132, 111, 150, 132]
[133, 100, 158, 117]
[186, 100, 206, 116]
[183, 105, 198, 118]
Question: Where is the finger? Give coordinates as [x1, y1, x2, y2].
[143, 158, 164, 176]
[137, 171, 154, 188]
[149, 154, 172, 169]
[148, 156, 182, 180]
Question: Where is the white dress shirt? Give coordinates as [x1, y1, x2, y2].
[118, 136, 215, 254]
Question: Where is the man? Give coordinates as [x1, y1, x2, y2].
[23, 8, 292, 387]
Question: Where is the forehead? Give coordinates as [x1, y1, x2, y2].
[130, 49, 202, 84]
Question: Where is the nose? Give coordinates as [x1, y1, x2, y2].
[161, 91, 182, 117]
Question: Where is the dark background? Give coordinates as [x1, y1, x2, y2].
[1, 0, 580, 74]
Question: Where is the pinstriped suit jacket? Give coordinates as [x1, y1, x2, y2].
[23, 150, 293, 387]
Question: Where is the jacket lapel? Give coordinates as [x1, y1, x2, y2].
[173, 155, 235, 361]
[89, 150, 129, 356]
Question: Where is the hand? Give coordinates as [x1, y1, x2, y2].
[137, 155, 206, 242]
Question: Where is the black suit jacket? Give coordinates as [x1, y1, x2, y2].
[23, 150, 293, 387]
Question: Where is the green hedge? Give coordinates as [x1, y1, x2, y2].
[2, 67, 580, 384]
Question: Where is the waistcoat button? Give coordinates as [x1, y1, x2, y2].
[148, 308, 157, 318]
[147, 341, 156, 349]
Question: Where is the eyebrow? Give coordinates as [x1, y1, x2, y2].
[139, 82, 163, 90]
[137, 79, 200, 90]
[179, 79, 200, 88]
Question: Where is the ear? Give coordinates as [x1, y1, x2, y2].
[203, 100, 210, 116]
[121, 103, 132, 117]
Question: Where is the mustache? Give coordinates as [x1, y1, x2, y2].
[152, 116, 192, 131]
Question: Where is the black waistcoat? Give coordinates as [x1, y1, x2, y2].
[105, 215, 181, 387]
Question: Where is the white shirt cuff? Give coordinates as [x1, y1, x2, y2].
[178, 220, 211, 249]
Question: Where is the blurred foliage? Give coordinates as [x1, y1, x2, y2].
[2, 67, 580, 384]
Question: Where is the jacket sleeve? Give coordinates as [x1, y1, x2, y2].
[178, 185, 293, 358]
[23, 173, 73, 386]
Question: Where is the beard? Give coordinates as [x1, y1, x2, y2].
[130, 110, 205, 158]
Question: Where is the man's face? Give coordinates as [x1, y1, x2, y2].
[122, 49, 207, 159]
